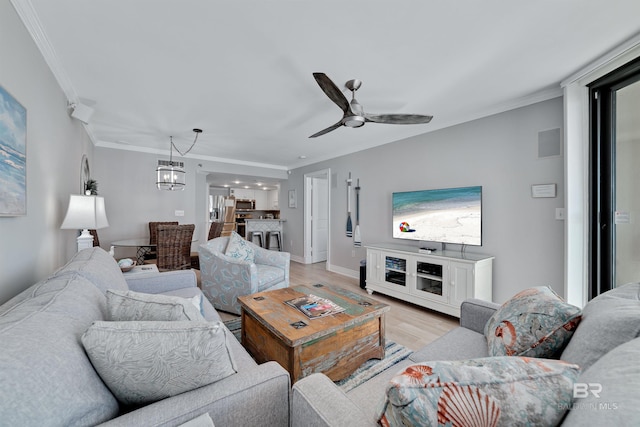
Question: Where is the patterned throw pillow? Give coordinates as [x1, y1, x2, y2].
[82, 321, 237, 405]
[224, 231, 255, 263]
[106, 289, 204, 321]
[484, 286, 582, 358]
[377, 357, 579, 427]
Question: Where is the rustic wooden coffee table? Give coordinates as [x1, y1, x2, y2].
[237, 284, 390, 383]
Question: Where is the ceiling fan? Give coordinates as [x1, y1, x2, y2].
[309, 72, 433, 138]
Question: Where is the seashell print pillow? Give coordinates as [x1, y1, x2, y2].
[224, 231, 255, 263]
[484, 286, 582, 358]
[377, 357, 579, 427]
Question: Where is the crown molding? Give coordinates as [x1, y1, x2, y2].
[11, 0, 79, 104]
[94, 140, 288, 172]
[561, 32, 640, 87]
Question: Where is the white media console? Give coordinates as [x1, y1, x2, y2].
[365, 243, 494, 318]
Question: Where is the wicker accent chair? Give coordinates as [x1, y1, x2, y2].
[156, 224, 195, 271]
[190, 221, 225, 269]
[144, 221, 179, 261]
[89, 229, 100, 247]
[208, 221, 224, 240]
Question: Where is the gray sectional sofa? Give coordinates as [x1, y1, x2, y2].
[0, 247, 290, 427]
[292, 284, 640, 426]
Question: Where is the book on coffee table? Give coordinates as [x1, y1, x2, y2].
[285, 294, 345, 319]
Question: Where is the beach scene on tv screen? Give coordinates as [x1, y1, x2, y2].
[392, 186, 482, 246]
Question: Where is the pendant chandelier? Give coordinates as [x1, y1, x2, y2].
[156, 128, 202, 191]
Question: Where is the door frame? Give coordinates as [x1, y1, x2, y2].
[589, 55, 640, 298]
[303, 168, 331, 265]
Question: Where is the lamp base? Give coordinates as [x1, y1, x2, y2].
[77, 229, 94, 252]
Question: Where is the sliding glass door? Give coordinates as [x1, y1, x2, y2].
[590, 57, 640, 298]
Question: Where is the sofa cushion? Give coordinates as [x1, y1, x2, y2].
[378, 357, 579, 427]
[54, 247, 128, 295]
[224, 231, 255, 263]
[82, 320, 237, 405]
[0, 274, 119, 426]
[561, 336, 640, 426]
[107, 289, 204, 321]
[409, 327, 489, 363]
[484, 286, 582, 357]
[561, 282, 640, 371]
[178, 413, 215, 427]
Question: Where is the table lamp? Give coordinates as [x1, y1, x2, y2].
[61, 195, 109, 252]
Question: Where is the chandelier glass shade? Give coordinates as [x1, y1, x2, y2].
[156, 162, 186, 191]
[156, 129, 202, 191]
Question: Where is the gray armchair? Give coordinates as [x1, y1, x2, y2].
[198, 236, 290, 314]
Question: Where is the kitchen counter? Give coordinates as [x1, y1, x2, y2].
[245, 219, 285, 250]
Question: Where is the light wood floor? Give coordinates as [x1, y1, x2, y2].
[206, 261, 459, 351]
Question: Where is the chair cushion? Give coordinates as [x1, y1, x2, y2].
[106, 289, 204, 321]
[484, 286, 582, 358]
[82, 320, 237, 405]
[224, 231, 255, 263]
[561, 282, 640, 371]
[255, 265, 285, 291]
[377, 357, 579, 427]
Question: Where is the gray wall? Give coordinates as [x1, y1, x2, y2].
[285, 97, 564, 303]
[0, 0, 94, 304]
[93, 147, 288, 260]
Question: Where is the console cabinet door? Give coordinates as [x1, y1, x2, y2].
[366, 250, 382, 284]
[448, 261, 474, 309]
[412, 259, 448, 304]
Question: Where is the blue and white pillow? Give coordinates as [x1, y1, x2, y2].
[224, 231, 255, 263]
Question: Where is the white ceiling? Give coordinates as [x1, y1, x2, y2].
[13, 0, 640, 188]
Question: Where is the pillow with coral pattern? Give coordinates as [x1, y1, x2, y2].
[484, 286, 582, 358]
[377, 357, 579, 427]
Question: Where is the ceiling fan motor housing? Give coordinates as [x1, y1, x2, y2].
[345, 116, 365, 128]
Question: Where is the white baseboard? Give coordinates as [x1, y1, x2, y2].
[327, 264, 358, 280]
[290, 254, 305, 264]
[289, 256, 359, 281]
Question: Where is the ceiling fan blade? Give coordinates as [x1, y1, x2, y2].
[364, 113, 433, 124]
[309, 120, 343, 138]
[313, 73, 351, 114]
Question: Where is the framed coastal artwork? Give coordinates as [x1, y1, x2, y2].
[0, 84, 27, 216]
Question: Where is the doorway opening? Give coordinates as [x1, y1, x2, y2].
[304, 169, 331, 266]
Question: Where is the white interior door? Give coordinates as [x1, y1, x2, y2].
[304, 169, 330, 264]
[312, 177, 328, 263]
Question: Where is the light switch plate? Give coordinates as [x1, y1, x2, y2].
[175, 210, 185, 217]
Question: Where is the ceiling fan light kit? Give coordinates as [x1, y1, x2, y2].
[309, 72, 433, 138]
[156, 128, 202, 191]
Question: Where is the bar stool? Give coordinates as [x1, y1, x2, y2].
[250, 231, 264, 247]
[267, 231, 282, 251]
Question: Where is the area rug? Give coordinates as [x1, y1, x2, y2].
[223, 318, 412, 392]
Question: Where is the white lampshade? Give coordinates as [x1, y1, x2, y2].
[61, 195, 109, 252]
[61, 195, 109, 230]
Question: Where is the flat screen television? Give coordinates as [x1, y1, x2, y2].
[392, 186, 482, 246]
